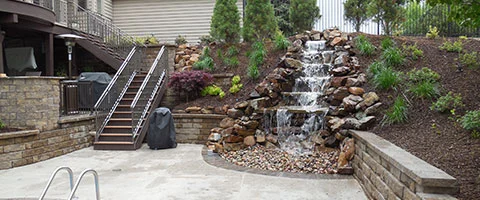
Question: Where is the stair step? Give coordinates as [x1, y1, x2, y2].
[100, 133, 133, 137]
[105, 125, 132, 129]
[94, 141, 134, 145]
[109, 118, 132, 121]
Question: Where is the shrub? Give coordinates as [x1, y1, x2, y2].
[248, 64, 260, 79]
[439, 39, 463, 53]
[243, 0, 278, 42]
[199, 35, 214, 45]
[430, 92, 464, 113]
[372, 67, 402, 90]
[229, 75, 243, 94]
[381, 47, 405, 67]
[273, 31, 291, 50]
[384, 96, 408, 125]
[225, 46, 239, 57]
[355, 35, 375, 56]
[367, 61, 385, 76]
[381, 37, 395, 50]
[458, 51, 479, 69]
[272, 1, 293, 36]
[0, 120, 5, 129]
[459, 110, 480, 138]
[175, 35, 187, 45]
[168, 71, 214, 98]
[368, 0, 406, 36]
[134, 35, 159, 45]
[210, 0, 241, 43]
[201, 85, 226, 99]
[426, 26, 439, 39]
[248, 41, 267, 69]
[409, 81, 440, 99]
[407, 67, 440, 83]
[289, 0, 321, 34]
[223, 57, 240, 68]
[402, 43, 423, 60]
[193, 57, 214, 71]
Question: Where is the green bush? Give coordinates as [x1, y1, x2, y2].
[225, 46, 240, 57]
[243, 0, 278, 42]
[229, 75, 244, 94]
[372, 67, 402, 90]
[430, 92, 464, 113]
[439, 39, 463, 53]
[381, 37, 395, 50]
[0, 120, 5, 129]
[407, 67, 440, 83]
[367, 61, 385, 76]
[248, 64, 260, 79]
[223, 57, 240, 68]
[409, 81, 440, 99]
[384, 96, 408, 125]
[355, 35, 375, 56]
[402, 43, 423, 60]
[426, 26, 439, 39]
[458, 51, 479, 69]
[210, 0, 241, 43]
[381, 47, 405, 67]
[175, 35, 187, 45]
[459, 110, 480, 138]
[199, 35, 214, 45]
[201, 85, 225, 99]
[289, 0, 321, 34]
[274, 31, 291, 50]
[193, 57, 214, 71]
[272, 1, 293, 36]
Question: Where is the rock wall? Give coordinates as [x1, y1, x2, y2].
[173, 114, 226, 144]
[0, 77, 62, 131]
[0, 115, 94, 170]
[351, 130, 458, 200]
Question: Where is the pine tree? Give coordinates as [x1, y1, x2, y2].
[210, 0, 241, 43]
[344, 0, 371, 32]
[289, 0, 320, 34]
[242, 0, 278, 42]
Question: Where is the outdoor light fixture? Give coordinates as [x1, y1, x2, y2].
[56, 34, 85, 79]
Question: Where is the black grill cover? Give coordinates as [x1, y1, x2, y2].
[147, 107, 177, 149]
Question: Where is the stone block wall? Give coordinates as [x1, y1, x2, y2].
[350, 130, 458, 200]
[0, 77, 63, 131]
[0, 115, 94, 170]
[173, 114, 225, 144]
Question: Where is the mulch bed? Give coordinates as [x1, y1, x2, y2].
[353, 33, 480, 200]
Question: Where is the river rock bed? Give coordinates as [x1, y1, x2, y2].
[219, 145, 340, 174]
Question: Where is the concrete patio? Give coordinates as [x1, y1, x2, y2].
[0, 144, 367, 200]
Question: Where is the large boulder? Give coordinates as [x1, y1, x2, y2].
[219, 118, 235, 129]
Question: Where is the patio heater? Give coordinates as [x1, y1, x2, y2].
[56, 34, 85, 79]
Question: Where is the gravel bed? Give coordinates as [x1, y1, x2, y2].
[219, 145, 340, 174]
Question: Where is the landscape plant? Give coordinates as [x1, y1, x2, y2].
[0, 120, 5, 129]
[439, 39, 463, 53]
[201, 85, 226, 99]
[428, 0, 480, 28]
[381, 47, 405, 67]
[430, 92, 464, 113]
[372, 66, 402, 90]
[355, 35, 375, 56]
[458, 51, 479, 69]
[199, 35, 214, 45]
[272, 0, 293, 36]
[344, 0, 371, 32]
[367, 61, 385, 76]
[229, 75, 243, 94]
[243, 0, 278, 42]
[383, 96, 408, 125]
[407, 67, 440, 83]
[222, 46, 240, 68]
[194, 47, 215, 71]
[289, 0, 320, 34]
[210, 0, 241, 43]
[168, 71, 214, 100]
[273, 31, 291, 50]
[402, 43, 423, 60]
[459, 110, 480, 138]
[426, 26, 439, 39]
[407, 67, 441, 99]
[247, 41, 267, 79]
[175, 35, 188, 45]
[368, 0, 406, 35]
[380, 37, 395, 50]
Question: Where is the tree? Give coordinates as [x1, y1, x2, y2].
[210, 0, 241, 43]
[272, 0, 293, 36]
[368, 0, 406, 35]
[243, 0, 278, 42]
[427, 0, 480, 28]
[289, 0, 320, 34]
[344, 0, 371, 32]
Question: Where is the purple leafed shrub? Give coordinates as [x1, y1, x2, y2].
[168, 70, 214, 98]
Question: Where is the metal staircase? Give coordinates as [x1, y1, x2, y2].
[93, 46, 168, 150]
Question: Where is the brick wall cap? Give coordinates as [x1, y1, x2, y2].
[0, 129, 39, 140]
[58, 114, 95, 124]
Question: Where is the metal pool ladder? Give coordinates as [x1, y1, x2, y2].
[38, 166, 100, 200]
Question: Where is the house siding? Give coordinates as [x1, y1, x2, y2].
[112, 0, 244, 43]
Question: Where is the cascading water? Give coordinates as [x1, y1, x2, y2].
[272, 40, 333, 155]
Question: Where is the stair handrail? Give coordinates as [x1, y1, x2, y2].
[130, 46, 168, 139]
[38, 166, 74, 200]
[94, 46, 137, 109]
[67, 169, 100, 200]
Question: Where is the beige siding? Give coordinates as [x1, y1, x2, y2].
[112, 0, 243, 43]
[103, 0, 113, 20]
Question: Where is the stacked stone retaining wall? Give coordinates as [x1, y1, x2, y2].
[0, 115, 94, 170]
[350, 130, 458, 200]
[173, 114, 226, 144]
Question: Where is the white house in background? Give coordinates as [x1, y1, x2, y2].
[315, 0, 383, 34]
[107, 0, 381, 44]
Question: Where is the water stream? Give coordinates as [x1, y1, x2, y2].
[267, 40, 333, 155]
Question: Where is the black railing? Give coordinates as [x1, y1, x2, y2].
[60, 80, 94, 115]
